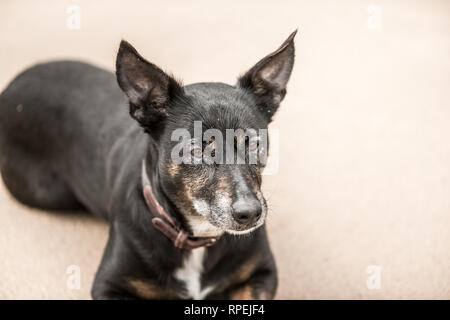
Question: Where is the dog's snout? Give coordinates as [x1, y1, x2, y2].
[231, 197, 262, 226]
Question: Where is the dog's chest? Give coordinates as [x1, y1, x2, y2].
[174, 247, 214, 299]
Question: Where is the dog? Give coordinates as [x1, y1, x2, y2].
[0, 30, 296, 299]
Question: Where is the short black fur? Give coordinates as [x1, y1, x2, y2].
[0, 31, 296, 299]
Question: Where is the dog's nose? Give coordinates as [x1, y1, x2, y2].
[231, 198, 262, 226]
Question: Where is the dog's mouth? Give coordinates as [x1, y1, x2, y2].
[186, 198, 267, 237]
[224, 220, 265, 235]
[187, 216, 265, 238]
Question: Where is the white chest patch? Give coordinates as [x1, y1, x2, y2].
[175, 247, 214, 299]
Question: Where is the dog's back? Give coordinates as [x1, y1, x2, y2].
[0, 61, 139, 217]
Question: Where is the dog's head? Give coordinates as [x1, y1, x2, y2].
[116, 31, 296, 236]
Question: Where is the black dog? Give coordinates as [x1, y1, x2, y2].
[0, 31, 296, 299]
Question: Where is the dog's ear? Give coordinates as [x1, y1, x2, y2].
[116, 40, 182, 133]
[238, 30, 296, 121]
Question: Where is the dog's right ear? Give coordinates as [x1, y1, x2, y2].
[116, 40, 182, 133]
[238, 30, 296, 121]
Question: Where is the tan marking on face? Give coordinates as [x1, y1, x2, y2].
[216, 175, 231, 194]
[167, 162, 180, 178]
[129, 279, 176, 299]
[176, 170, 215, 216]
[182, 170, 210, 194]
[180, 185, 204, 216]
[245, 167, 262, 188]
[170, 171, 205, 216]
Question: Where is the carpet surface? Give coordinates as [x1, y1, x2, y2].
[0, 0, 449, 299]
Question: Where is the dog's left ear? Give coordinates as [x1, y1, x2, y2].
[116, 40, 183, 135]
[238, 30, 296, 121]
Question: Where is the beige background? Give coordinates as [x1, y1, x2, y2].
[0, 0, 449, 299]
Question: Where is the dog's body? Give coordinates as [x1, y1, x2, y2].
[0, 32, 295, 299]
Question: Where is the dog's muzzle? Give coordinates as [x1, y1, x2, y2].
[142, 160, 219, 250]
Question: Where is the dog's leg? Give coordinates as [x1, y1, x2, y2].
[228, 267, 278, 300]
[91, 230, 140, 300]
[91, 228, 179, 300]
